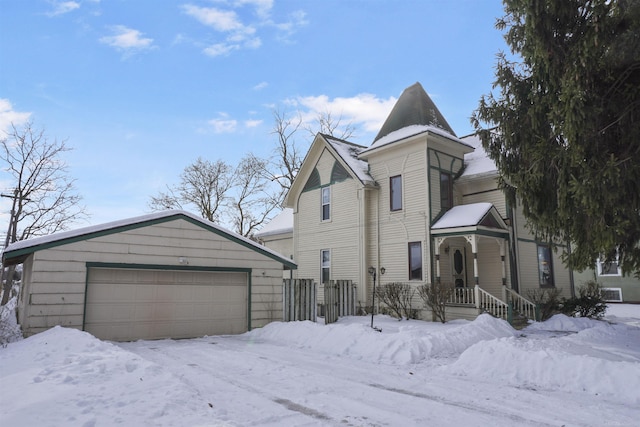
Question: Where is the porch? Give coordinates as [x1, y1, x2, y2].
[443, 284, 539, 323]
[430, 203, 538, 323]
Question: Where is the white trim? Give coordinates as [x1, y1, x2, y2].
[602, 287, 623, 302]
[596, 257, 622, 277]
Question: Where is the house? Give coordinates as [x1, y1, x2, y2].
[271, 82, 583, 321]
[574, 262, 640, 303]
[2, 210, 296, 341]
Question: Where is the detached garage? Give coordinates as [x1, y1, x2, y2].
[2, 210, 296, 341]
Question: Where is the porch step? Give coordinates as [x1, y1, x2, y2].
[510, 313, 530, 330]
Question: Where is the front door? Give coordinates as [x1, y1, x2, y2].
[450, 246, 466, 288]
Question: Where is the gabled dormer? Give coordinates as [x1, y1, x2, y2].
[284, 133, 375, 213]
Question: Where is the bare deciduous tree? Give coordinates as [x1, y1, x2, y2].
[305, 109, 356, 141]
[228, 155, 279, 237]
[1, 121, 87, 305]
[149, 157, 233, 223]
[261, 108, 358, 206]
[149, 156, 279, 238]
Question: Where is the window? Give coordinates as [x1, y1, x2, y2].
[440, 172, 453, 211]
[408, 242, 422, 280]
[537, 245, 554, 286]
[597, 252, 621, 276]
[321, 186, 330, 221]
[390, 175, 402, 211]
[321, 249, 330, 283]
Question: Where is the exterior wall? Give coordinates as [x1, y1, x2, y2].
[293, 148, 364, 303]
[259, 233, 294, 270]
[460, 181, 508, 218]
[18, 218, 286, 336]
[573, 268, 640, 303]
[366, 139, 431, 291]
[429, 148, 465, 222]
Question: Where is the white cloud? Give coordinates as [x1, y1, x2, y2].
[288, 93, 397, 134]
[46, 1, 80, 17]
[235, 0, 274, 19]
[182, 5, 245, 32]
[208, 113, 237, 133]
[273, 10, 308, 40]
[99, 25, 155, 56]
[244, 119, 263, 128]
[253, 81, 268, 90]
[183, 1, 305, 57]
[0, 99, 32, 136]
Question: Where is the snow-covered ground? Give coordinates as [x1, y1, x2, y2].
[1, 305, 639, 427]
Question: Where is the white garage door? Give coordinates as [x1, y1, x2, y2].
[85, 268, 248, 341]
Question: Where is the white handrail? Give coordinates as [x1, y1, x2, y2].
[504, 287, 537, 320]
[475, 285, 508, 320]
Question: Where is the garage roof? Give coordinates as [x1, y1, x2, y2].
[2, 210, 297, 269]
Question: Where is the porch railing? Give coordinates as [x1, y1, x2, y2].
[446, 285, 509, 320]
[475, 285, 508, 320]
[504, 287, 538, 321]
[448, 287, 475, 305]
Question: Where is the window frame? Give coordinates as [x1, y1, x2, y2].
[321, 249, 331, 284]
[537, 244, 555, 287]
[321, 186, 331, 221]
[408, 241, 422, 281]
[440, 171, 453, 212]
[596, 254, 622, 277]
[390, 175, 403, 212]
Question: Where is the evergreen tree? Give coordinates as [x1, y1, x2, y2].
[472, 0, 640, 275]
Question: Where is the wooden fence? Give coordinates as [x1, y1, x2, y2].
[283, 279, 317, 322]
[283, 279, 357, 324]
[323, 280, 357, 324]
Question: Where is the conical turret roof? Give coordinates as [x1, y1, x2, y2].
[373, 82, 456, 143]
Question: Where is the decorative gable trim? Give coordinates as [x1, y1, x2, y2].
[330, 161, 352, 184]
[302, 168, 322, 192]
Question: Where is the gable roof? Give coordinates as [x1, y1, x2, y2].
[373, 82, 456, 143]
[254, 208, 293, 238]
[431, 203, 509, 237]
[323, 134, 375, 186]
[284, 133, 375, 208]
[459, 133, 498, 179]
[2, 210, 297, 269]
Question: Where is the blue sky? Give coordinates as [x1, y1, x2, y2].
[0, 0, 508, 228]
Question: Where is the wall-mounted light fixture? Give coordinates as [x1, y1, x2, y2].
[380, 267, 386, 275]
[178, 257, 189, 265]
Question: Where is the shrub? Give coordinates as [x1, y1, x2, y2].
[561, 281, 607, 319]
[374, 282, 416, 320]
[526, 288, 563, 321]
[417, 282, 454, 323]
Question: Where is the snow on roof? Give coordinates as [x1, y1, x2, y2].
[460, 133, 497, 179]
[254, 208, 293, 238]
[361, 125, 473, 155]
[3, 210, 296, 267]
[431, 202, 494, 229]
[324, 136, 375, 185]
